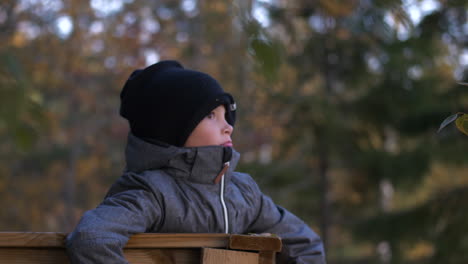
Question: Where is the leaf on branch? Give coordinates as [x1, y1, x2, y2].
[438, 113, 463, 133]
[438, 112, 468, 136]
[455, 114, 468, 136]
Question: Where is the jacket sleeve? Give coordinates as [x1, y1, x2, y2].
[66, 173, 162, 264]
[246, 180, 326, 264]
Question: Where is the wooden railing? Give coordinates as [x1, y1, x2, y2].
[0, 232, 282, 264]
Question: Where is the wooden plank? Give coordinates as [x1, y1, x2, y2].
[0, 232, 281, 264]
[259, 251, 276, 264]
[126, 233, 229, 249]
[0, 248, 201, 264]
[0, 233, 230, 249]
[201, 248, 258, 264]
[0, 248, 69, 264]
[0, 232, 65, 248]
[125, 249, 201, 264]
[229, 234, 282, 252]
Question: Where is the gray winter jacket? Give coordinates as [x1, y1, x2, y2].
[66, 133, 326, 263]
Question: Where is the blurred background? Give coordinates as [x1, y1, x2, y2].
[0, 0, 467, 263]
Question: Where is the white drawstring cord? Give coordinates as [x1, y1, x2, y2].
[220, 162, 230, 234]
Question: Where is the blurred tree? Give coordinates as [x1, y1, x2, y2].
[0, 0, 186, 231]
[239, 0, 467, 263]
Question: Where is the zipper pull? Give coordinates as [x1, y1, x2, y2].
[214, 162, 230, 184]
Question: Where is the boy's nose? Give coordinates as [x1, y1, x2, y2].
[224, 123, 233, 135]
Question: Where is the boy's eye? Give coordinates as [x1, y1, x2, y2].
[207, 112, 215, 119]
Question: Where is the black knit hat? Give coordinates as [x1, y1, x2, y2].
[120, 60, 236, 147]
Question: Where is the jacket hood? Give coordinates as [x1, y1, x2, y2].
[124, 133, 240, 184]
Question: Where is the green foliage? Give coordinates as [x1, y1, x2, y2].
[248, 36, 283, 81]
[238, 11, 284, 82]
[354, 187, 468, 263]
[437, 82, 468, 136]
[246, 0, 468, 263]
[438, 113, 467, 135]
[0, 53, 48, 150]
[438, 112, 465, 132]
[455, 114, 468, 136]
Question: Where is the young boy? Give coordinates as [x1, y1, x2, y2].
[66, 60, 326, 263]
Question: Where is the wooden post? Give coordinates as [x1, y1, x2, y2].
[202, 248, 258, 263]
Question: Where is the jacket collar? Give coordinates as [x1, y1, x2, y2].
[124, 133, 240, 184]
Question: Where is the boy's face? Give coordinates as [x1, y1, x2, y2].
[184, 105, 233, 148]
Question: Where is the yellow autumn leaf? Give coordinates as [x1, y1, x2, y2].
[455, 114, 468, 136]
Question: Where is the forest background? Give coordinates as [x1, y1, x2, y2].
[0, 0, 467, 263]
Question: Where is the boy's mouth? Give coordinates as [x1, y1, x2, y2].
[221, 141, 233, 147]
